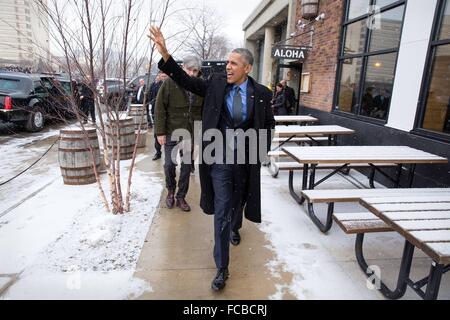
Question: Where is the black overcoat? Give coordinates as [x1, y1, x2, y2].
[159, 57, 275, 223]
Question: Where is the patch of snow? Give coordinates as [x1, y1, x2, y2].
[0, 150, 163, 299]
[1, 270, 151, 300]
[0, 277, 11, 289]
[259, 168, 389, 300]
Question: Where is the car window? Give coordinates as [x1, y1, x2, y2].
[41, 78, 54, 90]
[34, 81, 46, 94]
[60, 81, 72, 95]
[0, 77, 25, 91]
[106, 80, 123, 86]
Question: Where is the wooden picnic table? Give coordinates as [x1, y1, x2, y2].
[274, 115, 318, 124]
[282, 145, 448, 230]
[359, 195, 450, 300]
[273, 125, 355, 148]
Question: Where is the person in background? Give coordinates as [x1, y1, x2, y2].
[154, 55, 204, 212]
[373, 88, 390, 119]
[280, 79, 296, 115]
[79, 76, 96, 124]
[148, 71, 168, 160]
[134, 79, 147, 104]
[271, 83, 287, 115]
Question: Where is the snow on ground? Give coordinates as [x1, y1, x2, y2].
[0, 126, 62, 215]
[0, 149, 163, 300]
[259, 164, 450, 300]
[0, 126, 61, 148]
[0, 277, 11, 289]
[259, 166, 390, 300]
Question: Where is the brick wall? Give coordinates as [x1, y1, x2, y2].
[295, 0, 344, 112]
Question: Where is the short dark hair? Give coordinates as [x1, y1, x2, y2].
[231, 48, 254, 66]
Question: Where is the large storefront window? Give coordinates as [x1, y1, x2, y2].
[337, 58, 363, 113]
[334, 0, 405, 121]
[419, 0, 450, 136]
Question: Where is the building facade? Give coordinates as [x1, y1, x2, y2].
[0, 0, 50, 69]
[244, 0, 450, 187]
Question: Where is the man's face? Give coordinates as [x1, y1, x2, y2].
[159, 73, 168, 81]
[183, 65, 200, 78]
[139, 79, 145, 86]
[226, 52, 252, 85]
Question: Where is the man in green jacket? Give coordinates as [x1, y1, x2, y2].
[154, 55, 203, 212]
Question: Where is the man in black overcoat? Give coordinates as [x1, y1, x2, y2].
[149, 26, 274, 291]
[79, 77, 95, 124]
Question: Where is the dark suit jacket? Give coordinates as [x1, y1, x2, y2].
[158, 56, 275, 223]
[373, 95, 390, 111]
[80, 83, 94, 101]
[148, 81, 162, 113]
[134, 84, 147, 104]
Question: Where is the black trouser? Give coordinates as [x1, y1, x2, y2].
[81, 98, 95, 123]
[154, 133, 161, 155]
[273, 106, 287, 116]
[163, 137, 191, 199]
[210, 163, 247, 269]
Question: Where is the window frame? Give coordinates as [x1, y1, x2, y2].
[413, 0, 450, 142]
[332, 0, 407, 125]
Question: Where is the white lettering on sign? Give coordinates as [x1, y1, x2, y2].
[272, 47, 307, 60]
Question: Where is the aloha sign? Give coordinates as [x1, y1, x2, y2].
[271, 46, 309, 61]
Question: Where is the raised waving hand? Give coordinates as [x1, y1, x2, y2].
[148, 26, 170, 62]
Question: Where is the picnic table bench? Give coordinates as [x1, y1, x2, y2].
[282, 146, 448, 231]
[357, 195, 450, 300]
[301, 188, 450, 233]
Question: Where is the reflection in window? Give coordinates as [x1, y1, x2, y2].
[375, 0, 398, 8]
[337, 58, 363, 113]
[369, 5, 405, 52]
[360, 53, 397, 120]
[335, 1, 405, 121]
[344, 20, 367, 55]
[348, 0, 370, 20]
[438, 0, 450, 40]
[422, 45, 450, 134]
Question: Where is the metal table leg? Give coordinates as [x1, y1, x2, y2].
[288, 164, 308, 204]
[355, 234, 415, 299]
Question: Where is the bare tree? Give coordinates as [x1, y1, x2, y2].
[181, 3, 231, 60]
[30, 0, 178, 214]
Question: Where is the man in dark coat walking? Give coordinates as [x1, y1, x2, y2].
[150, 26, 274, 291]
[148, 72, 168, 160]
[79, 78, 95, 124]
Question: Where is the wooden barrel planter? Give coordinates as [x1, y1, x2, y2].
[128, 104, 148, 131]
[106, 116, 136, 160]
[135, 130, 148, 148]
[58, 127, 101, 185]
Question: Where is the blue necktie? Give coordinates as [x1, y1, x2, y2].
[232, 87, 243, 126]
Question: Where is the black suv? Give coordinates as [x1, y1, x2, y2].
[0, 72, 73, 132]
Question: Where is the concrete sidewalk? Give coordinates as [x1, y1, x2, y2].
[134, 132, 294, 300]
[133, 130, 450, 300]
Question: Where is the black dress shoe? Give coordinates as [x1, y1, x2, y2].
[211, 268, 229, 291]
[166, 191, 175, 209]
[230, 231, 241, 246]
[152, 153, 161, 161]
[176, 198, 191, 212]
